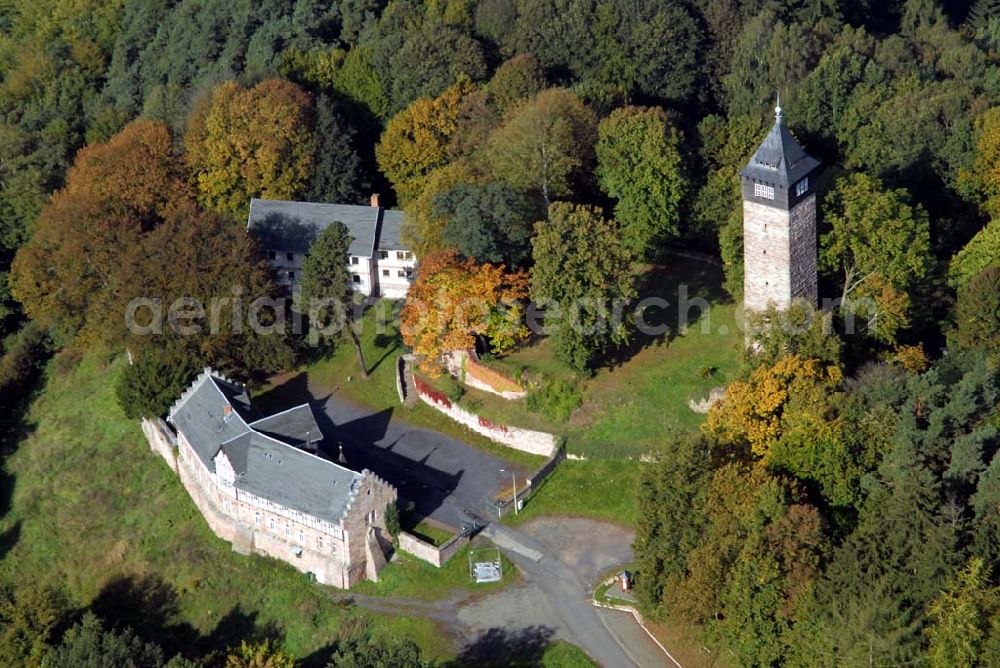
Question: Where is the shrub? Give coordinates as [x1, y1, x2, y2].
[115, 346, 198, 419]
[0, 323, 50, 398]
[384, 503, 400, 539]
[526, 378, 582, 422]
[437, 375, 465, 403]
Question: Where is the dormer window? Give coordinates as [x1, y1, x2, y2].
[795, 177, 809, 197]
[754, 183, 775, 200]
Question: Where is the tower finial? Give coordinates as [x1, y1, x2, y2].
[775, 93, 782, 122]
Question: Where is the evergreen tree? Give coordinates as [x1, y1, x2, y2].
[299, 222, 368, 378]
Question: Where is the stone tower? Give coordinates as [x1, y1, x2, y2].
[740, 100, 821, 313]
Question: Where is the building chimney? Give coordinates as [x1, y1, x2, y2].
[370, 193, 381, 208]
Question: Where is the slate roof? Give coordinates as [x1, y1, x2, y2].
[377, 209, 406, 251]
[250, 405, 322, 448]
[220, 432, 360, 523]
[168, 369, 363, 524]
[246, 198, 408, 258]
[740, 105, 820, 188]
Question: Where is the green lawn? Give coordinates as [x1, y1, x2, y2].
[541, 641, 599, 666]
[506, 459, 644, 527]
[493, 256, 742, 459]
[0, 352, 453, 663]
[407, 521, 455, 547]
[256, 300, 544, 471]
[352, 541, 516, 600]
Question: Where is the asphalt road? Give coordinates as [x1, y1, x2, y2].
[479, 522, 668, 667]
[310, 383, 527, 528]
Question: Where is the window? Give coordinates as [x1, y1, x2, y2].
[404, 252, 413, 261]
[286, 252, 294, 261]
[298, 529, 305, 544]
[380, 250, 389, 259]
[397, 270, 405, 278]
[350, 256, 359, 265]
[795, 177, 809, 197]
[284, 523, 291, 538]
[255, 512, 261, 525]
[269, 518, 276, 531]
[352, 274, 361, 284]
[382, 269, 390, 277]
[287, 271, 295, 280]
[753, 183, 775, 200]
[317, 536, 324, 551]
[405, 269, 413, 278]
[396, 251, 405, 260]
[268, 251, 276, 260]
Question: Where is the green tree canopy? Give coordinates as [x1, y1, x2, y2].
[950, 217, 1000, 288]
[953, 265, 1000, 353]
[486, 88, 596, 206]
[820, 173, 932, 343]
[433, 181, 538, 267]
[531, 202, 636, 371]
[596, 106, 686, 258]
[299, 221, 368, 377]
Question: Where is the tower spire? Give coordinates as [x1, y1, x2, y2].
[775, 93, 782, 123]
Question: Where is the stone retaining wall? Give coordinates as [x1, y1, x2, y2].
[398, 531, 470, 567]
[444, 350, 527, 400]
[413, 376, 557, 457]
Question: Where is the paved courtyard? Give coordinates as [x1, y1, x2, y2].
[257, 371, 530, 528]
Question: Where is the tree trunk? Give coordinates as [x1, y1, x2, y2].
[348, 325, 368, 379]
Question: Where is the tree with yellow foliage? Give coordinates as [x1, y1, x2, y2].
[375, 80, 474, 204]
[185, 79, 315, 217]
[704, 355, 843, 459]
[400, 249, 529, 373]
[962, 106, 1000, 219]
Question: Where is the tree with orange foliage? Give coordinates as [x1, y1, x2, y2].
[400, 250, 529, 373]
[185, 79, 316, 217]
[11, 119, 191, 343]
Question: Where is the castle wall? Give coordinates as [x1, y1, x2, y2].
[147, 427, 395, 589]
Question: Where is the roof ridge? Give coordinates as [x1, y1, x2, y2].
[248, 402, 313, 425]
[168, 367, 215, 422]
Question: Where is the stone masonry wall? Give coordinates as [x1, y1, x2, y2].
[398, 531, 470, 567]
[443, 350, 527, 400]
[413, 377, 557, 456]
[743, 194, 817, 313]
[142, 418, 177, 472]
[788, 194, 818, 305]
[743, 200, 792, 312]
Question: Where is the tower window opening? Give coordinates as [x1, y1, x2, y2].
[754, 183, 775, 200]
[795, 177, 809, 197]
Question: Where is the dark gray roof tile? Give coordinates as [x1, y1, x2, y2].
[247, 198, 406, 258]
[169, 370, 366, 524]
